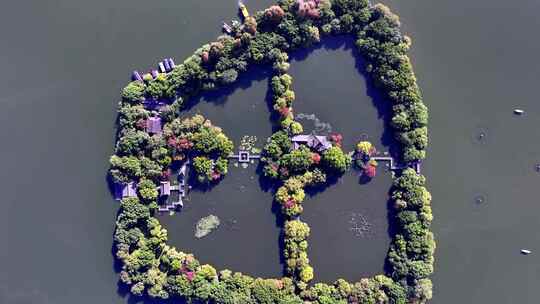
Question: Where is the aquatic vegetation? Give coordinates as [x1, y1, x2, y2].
[348, 212, 372, 237]
[194, 215, 221, 238]
[239, 135, 259, 154]
[109, 0, 433, 303]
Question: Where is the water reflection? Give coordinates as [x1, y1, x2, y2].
[359, 133, 369, 140]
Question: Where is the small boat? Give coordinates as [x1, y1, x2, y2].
[238, 0, 249, 19]
[132, 70, 143, 82]
[514, 109, 525, 115]
[163, 59, 171, 72]
[222, 22, 233, 34]
[158, 61, 166, 73]
[521, 249, 532, 255]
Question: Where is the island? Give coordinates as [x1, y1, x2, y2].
[109, 0, 434, 303]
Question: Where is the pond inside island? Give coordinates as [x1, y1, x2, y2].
[159, 38, 393, 282]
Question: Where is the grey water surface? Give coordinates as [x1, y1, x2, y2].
[1, 0, 540, 303]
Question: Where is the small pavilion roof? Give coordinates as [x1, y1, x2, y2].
[146, 116, 162, 134]
[292, 134, 332, 152]
[160, 181, 171, 196]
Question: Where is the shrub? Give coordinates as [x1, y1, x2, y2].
[122, 81, 146, 103]
[193, 156, 214, 183]
[322, 146, 352, 174]
[138, 179, 158, 201]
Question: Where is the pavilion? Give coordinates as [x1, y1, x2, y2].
[291, 134, 332, 152]
[114, 182, 137, 200]
[146, 117, 162, 134]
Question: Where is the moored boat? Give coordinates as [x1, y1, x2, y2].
[238, 0, 249, 19]
[158, 61, 166, 73]
[222, 22, 233, 34]
[131, 70, 143, 82]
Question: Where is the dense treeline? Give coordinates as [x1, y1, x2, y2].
[355, 4, 428, 162]
[109, 0, 433, 302]
[260, 29, 353, 291]
[163, 115, 233, 183]
[386, 169, 435, 302]
[115, 197, 305, 302]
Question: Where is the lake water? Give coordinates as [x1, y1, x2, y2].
[1, 0, 540, 303]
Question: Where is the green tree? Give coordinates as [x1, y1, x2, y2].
[280, 146, 313, 174]
[122, 81, 146, 103]
[322, 146, 351, 173]
[284, 220, 310, 241]
[138, 179, 158, 201]
[110, 155, 142, 183]
[116, 130, 150, 156]
[299, 265, 314, 283]
[193, 156, 214, 183]
[220, 69, 239, 84]
[146, 74, 174, 100]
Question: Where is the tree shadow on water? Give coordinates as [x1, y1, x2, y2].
[289, 35, 351, 62]
[255, 161, 289, 273]
[383, 187, 399, 277]
[357, 172, 374, 185]
[350, 44, 401, 158]
[304, 173, 343, 197]
[181, 64, 274, 112]
[120, 291, 190, 304]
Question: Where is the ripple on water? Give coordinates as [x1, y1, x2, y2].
[473, 193, 488, 206]
[359, 133, 369, 140]
[471, 125, 489, 145]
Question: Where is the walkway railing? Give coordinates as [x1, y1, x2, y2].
[371, 156, 422, 174]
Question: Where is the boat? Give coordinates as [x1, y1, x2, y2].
[222, 22, 233, 34]
[238, 0, 249, 19]
[521, 249, 532, 255]
[514, 109, 525, 115]
[132, 70, 143, 82]
[163, 59, 171, 72]
[168, 58, 176, 68]
[158, 61, 166, 73]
